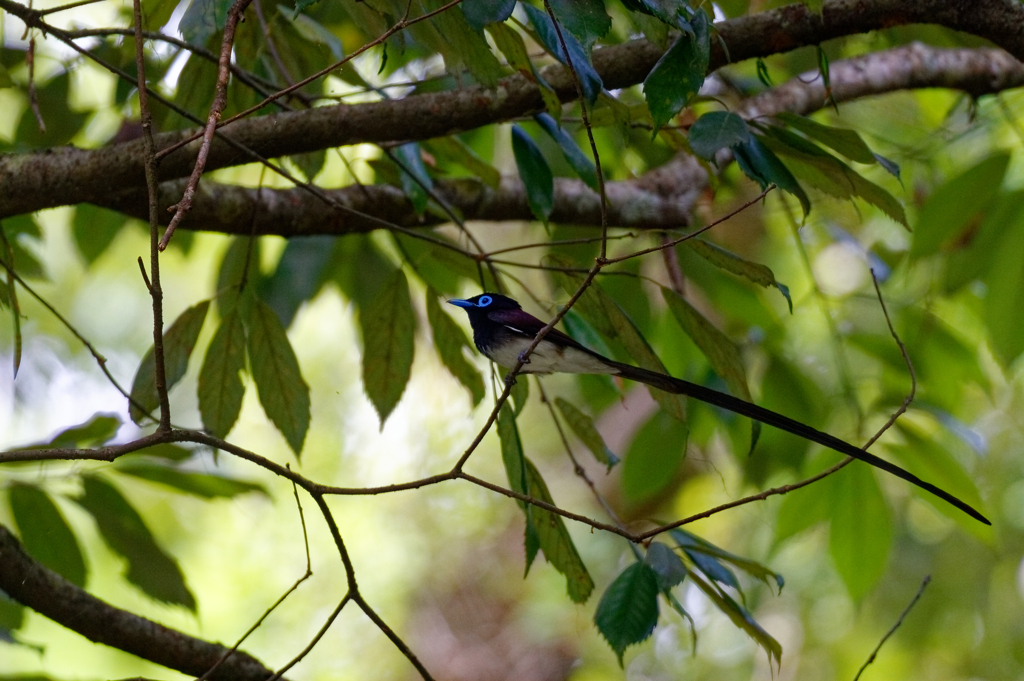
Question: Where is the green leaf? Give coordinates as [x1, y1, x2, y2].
[733, 135, 810, 217]
[523, 3, 603, 104]
[462, 0, 516, 30]
[672, 529, 784, 590]
[689, 571, 782, 667]
[829, 463, 892, 600]
[602, 294, 687, 421]
[288, 149, 327, 183]
[360, 269, 416, 425]
[511, 125, 554, 225]
[416, 0, 505, 87]
[545, 255, 615, 336]
[524, 458, 595, 602]
[8, 484, 87, 587]
[776, 112, 876, 164]
[535, 113, 600, 191]
[762, 130, 907, 226]
[72, 204, 127, 265]
[944, 190, 1024, 293]
[984, 202, 1024, 364]
[890, 423, 987, 526]
[198, 307, 247, 439]
[114, 461, 269, 499]
[644, 541, 686, 590]
[487, 22, 564, 120]
[178, 0, 231, 45]
[259, 235, 336, 328]
[511, 370, 530, 414]
[14, 72, 88, 149]
[396, 142, 433, 216]
[129, 301, 210, 424]
[555, 397, 618, 468]
[75, 476, 196, 610]
[497, 404, 536, 567]
[426, 137, 501, 189]
[426, 290, 485, 405]
[129, 443, 195, 462]
[0, 63, 15, 88]
[594, 561, 660, 666]
[688, 111, 750, 160]
[548, 0, 612, 53]
[662, 286, 759, 448]
[774, 480, 831, 545]
[911, 153, 1010, 257]
[622, 410, 687, 503]
[642, 10, 709, 132]
[247, 299, 311, 455]
[44, 413, 121, 448]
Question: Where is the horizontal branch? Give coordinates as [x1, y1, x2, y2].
[1, 0, 1023, 219]
[90, 44, 1024, 236]
[97, 154, 706, 236]
[0, 524, 282, 681]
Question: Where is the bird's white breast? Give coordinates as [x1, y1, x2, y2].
[485, 336, 618, 375]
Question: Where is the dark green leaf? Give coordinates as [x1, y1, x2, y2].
[72, 204, 128, 265]
[462, 0, 516, 30]
[623, 0, 695, 33]
[130, 444, 195, 461]
[114, 460, 269, 499]
[332, 235, 399, 312]
[688, 111, 749, 160]
[497, 404, 534, 567]
[0, 590, 24, 634]
[644, 541, 686, 590]
[360, 269, 416, 425]
[524, 458, 594, 602]
[548, 0, 612, 53]
[178, 0, 231, 45]
[689, 571, 781, 667]
[14, 73, 88, 148]
[733, 135, 810, 216]
[555, 397, 618, 468]
[594, 561, 660, 666]
[524, 3, 602, 103]
[247, 299, 311, 455]
[535, 113, 600, 191]
[416, 0, 504, 87]
[75, 476, 196, 610]
[394, 232, 482, 297]
[776, 112, 876, 164]
[258, 235, 336, 327]
[9, 484, 87, 587]
[198, 307, 247, 439]
[511, 125, 554, 225]
[829, 462, 891, 599]
[288, 149, 327, 183]
[642, 10, 709, 132]
[622, 410, 687, 503]
[426, 290, 485, 405]
[129, 301, 210, 424]
[911, 153, 1010, 257]
[396, 142, 433, 216]
[216, 236, 260, 315]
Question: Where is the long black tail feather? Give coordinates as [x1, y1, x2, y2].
[611, 362, 990, 525]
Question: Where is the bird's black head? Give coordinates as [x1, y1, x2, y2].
[447, 293, 521, 321]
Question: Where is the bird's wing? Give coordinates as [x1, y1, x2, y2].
[487, 308, 605, 356]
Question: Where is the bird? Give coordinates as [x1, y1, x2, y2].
[448, 292, 990, 525]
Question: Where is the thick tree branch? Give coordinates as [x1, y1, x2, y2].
[2, 0, 1024, 219]
[89, 44, 1024, 236]
[96, 154, 706, 236]
[0, 524, 282, 681]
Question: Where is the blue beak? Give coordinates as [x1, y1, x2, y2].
[448, 299, 473, 308]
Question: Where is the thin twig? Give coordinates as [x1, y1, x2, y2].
[27, 35, 45, 133]
[160, 0, 255, 250]
[852, 575, 931, 681]
[37, 0, 104, 15]
[133, 0, 171, 430]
